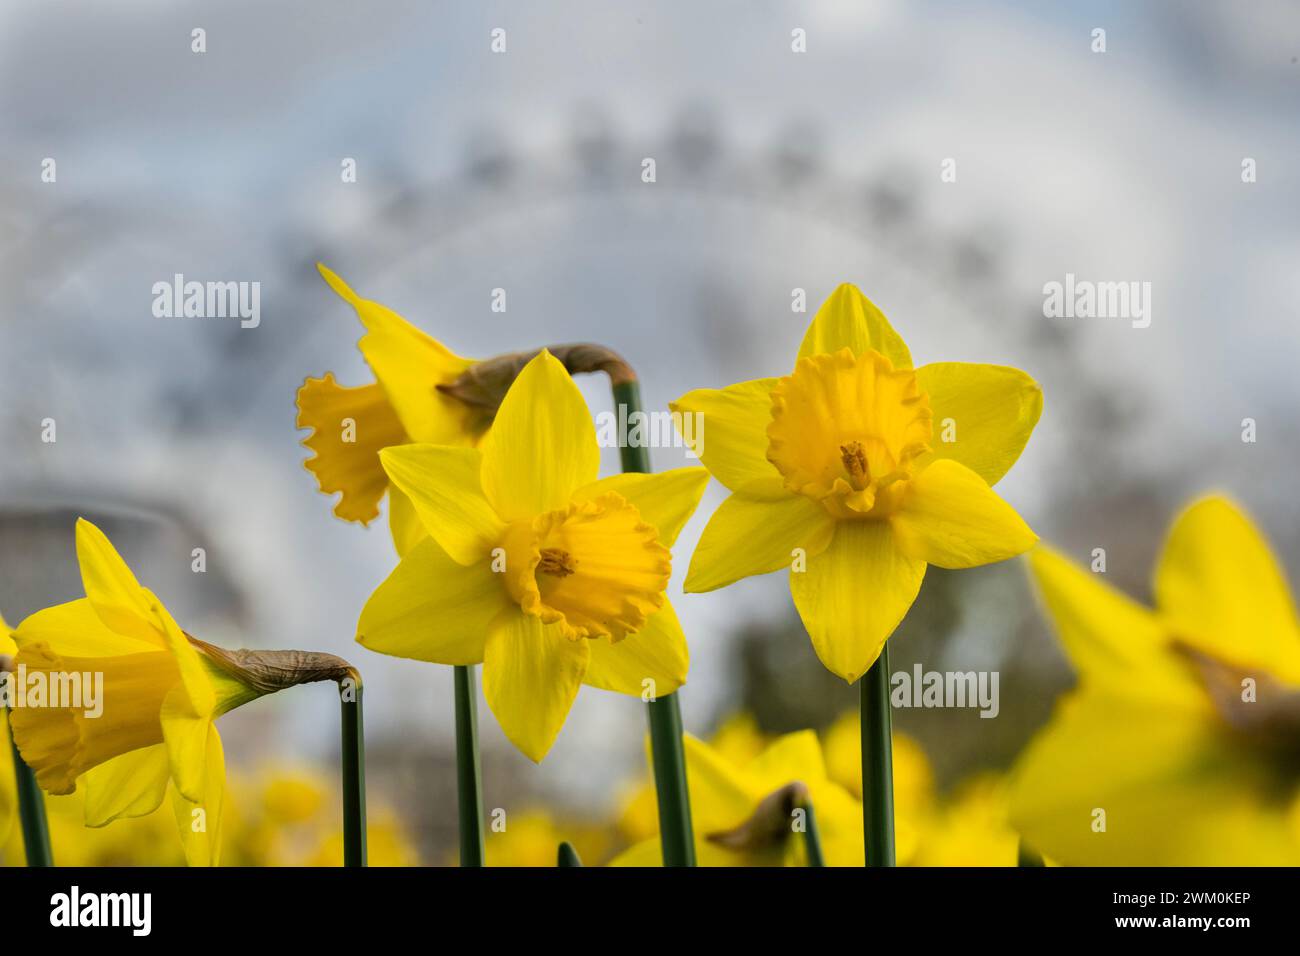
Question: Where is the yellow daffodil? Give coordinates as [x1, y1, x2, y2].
[613, 729, 863, 866]
[297, 264, 485, 555]
[8, 519, 352, 866]
[356, 350, 709, 761]
[672, 285, 1040, 681]
[912, 773, 1020, 866]
[1011, 496, 1300, 865]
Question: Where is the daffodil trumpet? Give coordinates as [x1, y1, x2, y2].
[7, 519, 368, 866]
[611, 376, 697, 868]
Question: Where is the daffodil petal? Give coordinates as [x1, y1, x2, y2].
[797, 284, 912, 369]
[482, 611, 590, 762]
[914, 362, 1042, 486]
[75, 518, 165, 647]
[318, 264, 478, 444]
[0, 711, 13, 846]
[386, 485, 427, 558]
[1026, 546, 1206, 707]
[161, 696, 213, 803]
[0, 611, 15, 657]
[153, 595, 216, 719]
[357, 536, 506, 664]
[669, 378, 785, 496]
[791, 521, 925, 683]
[685, 492, 835, 592]
[1155, 496, 1300, 682]
[380, 444, 504, 565]
[479, 350, 600, 522]
[584, 600, 689, 697]
[169, 724, 225, 867]
[296, 374, 407, 524]
[11, 599, 156, 657]
[680, 734, 767, 833]
[891, 459, 1037, 569]
[574, 467, 710, 547]
[745, 730, 827, 791]
[82, 744, 171, 826]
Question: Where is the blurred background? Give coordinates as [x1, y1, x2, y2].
[2, 0, 1298, 864]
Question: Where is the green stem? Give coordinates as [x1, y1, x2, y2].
[612, 378, 697, 867]
[339, 673, 367, 867]
[9, 720, 53, 867]
[557, 841, 583, 867]
[1017, 839, 1045, 867]
[454, 664, 486, 867]
[860, 644, 895, 867]
[801, 801, 826, 867]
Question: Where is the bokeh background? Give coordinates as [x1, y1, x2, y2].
[2, 0, 1298, 864]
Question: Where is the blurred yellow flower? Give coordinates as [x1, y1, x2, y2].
[672, 285, 1040, 682]
[0, 612, 16, 851]
[296, 264, 484, 555]
[1011, 496, 1300, 865]
[357, 350, 709, 761]
[7, 520, 348, 866]
[613, 729, 863, 866]
[912, 773, 1019, 866]
[480, 809, 614, 867]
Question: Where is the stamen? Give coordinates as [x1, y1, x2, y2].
[840, 441, 869, 483]
[537, 547, 577, 577]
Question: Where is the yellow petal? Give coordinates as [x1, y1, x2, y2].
[669, 378, 785, 496]
[10, 598, 156, 657]
[745, 730, 827, 792]
[0, 611, 15, 658]
[797, 284, 912, 369]
[0, 710, 13, 847]
[75, 518, 165, 647]
[479, 350, 600, 522]
[387, 485, 427, 558]
[169, 723, 226, 867]
[574, 467, 710, 547]
[685, 491, 835, 592]
[482, 611, 590, 762]
[161, 695, 214, 803]
[891, 459, 1037, 569]
[317, 264, 480, 444]
[680, 734, 766, 834]
[1027, 546, 1206, 707]
[380, 445, 504, 565]
[1154, 496, 1300, 683]
[153, 595, 216, 720]
[914, 363, 1042, 485]
[357, 536, 507, 664]
[82, 744, 172, 826]
[296, 374, 407, 524]
[790, 521, 925, 682]
[584, 600, 689, 697]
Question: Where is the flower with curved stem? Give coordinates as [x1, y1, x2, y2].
[1011, 495, 1300, 865]
[612, 729, 863, 866]
[671, 284, 1041, 682]
[357, 350, 709, 761]
[296, 264, 484, 554]
[8, 519, 356, 866]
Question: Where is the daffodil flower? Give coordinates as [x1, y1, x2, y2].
[296, 265, 485, 554]
[8, 519, 354, 866]
[1011, 496, 1300, 865]
[613, 730, 863, 866]
[357, 350, 709, 761]
[671, 285, 1041, 681]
